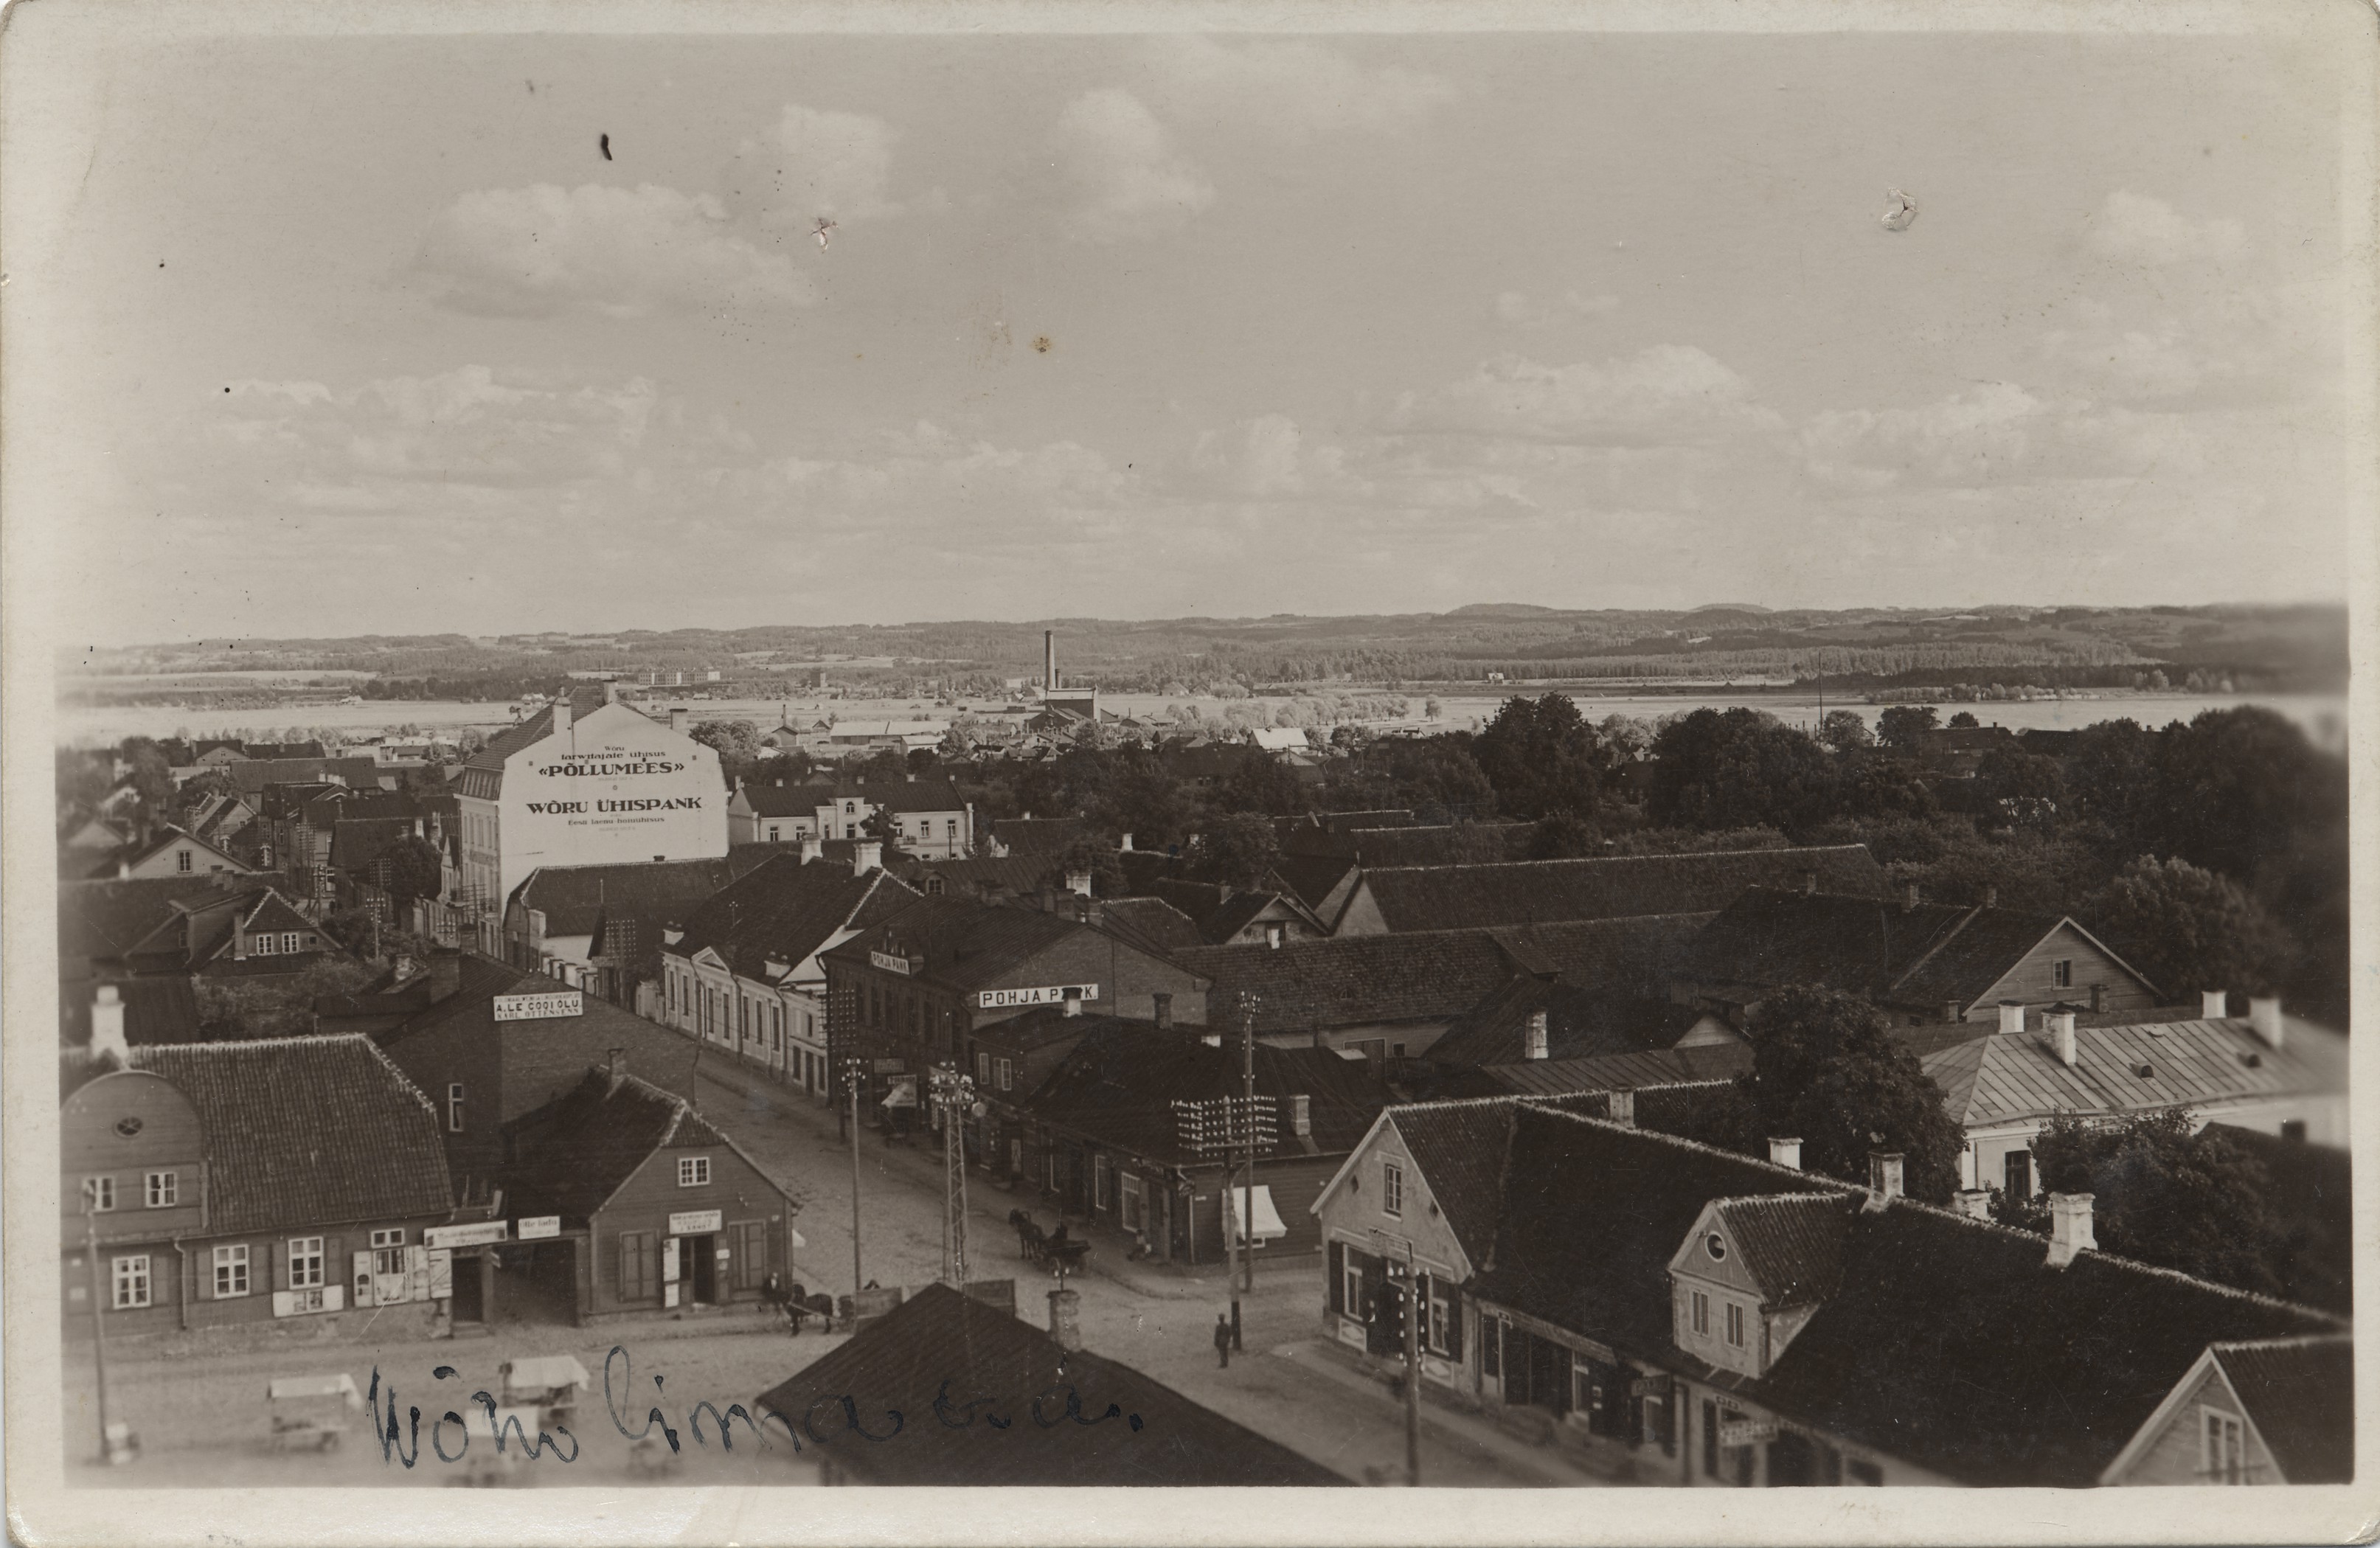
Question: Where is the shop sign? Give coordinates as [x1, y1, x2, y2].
[1718, 1417, 1780, 1448]
[872, 1058, 907, 1075]
[426, 1220, 509, 1249]
[870, 951, 914, 975]
[516, 1216, 561, 1240]
[669, 1209, 724, 1235]
[493, 990, 582, 1021]
[977, 984, 1098, 1010]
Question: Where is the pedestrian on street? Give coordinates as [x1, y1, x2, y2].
[1214, 1313, 1233, 1369]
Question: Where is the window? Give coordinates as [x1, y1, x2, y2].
[145, 1171, 178, 1209]
[214, 1243, 250, 1297]
[1381, 1161, 1404, 1218]
[2282, 1120, 2308, 1143]
[1724, 1302, 1746, 1347]
[176, 850, 193, 873]
[282, 932, 302, 954]
[81, 1176, 117, 1212]
[1426, 1277, 1453, 1355]
[288, 1237, 325, 1288]
[1342, 1252, 1367, 1318]
[1691, 1290, 1710, 1336]
[447, 1083, 466, 1133]
[1702, 1401, 1719, 1478]
[2053, 959, 2073, 988]
[732, 1220, 769, 1290]
[370, 1228, 406, 1277]
[2202, 1408, 2251, 1482]
[2003, 1148, 2033, 1201]
[112, 1254, 152, 1309]
[679, 1156, 711, 1187]
[767, 825, 780, 841]
[252, 933, 277, 957]
[976, 1052, 991, 1084]
[1121, 1173, 1144, 1231]
[996, 1058, 1013, 1091]
[1094, 1155, 1112, 1210]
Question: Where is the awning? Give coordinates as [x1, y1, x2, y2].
[1224, 1184, 1288, 1245]
[880, 1077, 917, 1109]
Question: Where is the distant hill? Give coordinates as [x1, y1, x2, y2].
[1444, 603, 1569, 619]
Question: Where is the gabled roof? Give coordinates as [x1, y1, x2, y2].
[662, 855, 917, 980]
[503, 1067, 743, 1222]
[125, 1036, 454, 1234]
[1144, 879, 1323, 945]
[2206, 1336, 2355, 1482]
[1274, 808, 1415, 839]
[508, 856, 750, 938]
[108, 825, 251, 877]
[735, 780, 839, 817]
[848, 777, 968, 813]
[58, 977, 204, 1049]
[1699, 1193, 1860, 1308]
[1477, 1044, 1754, 1094]
[1174, 915, 1706, 1036]
[1370, 1100, 1523, 1271]
[57, 875, 237, 965]
[822, 895, 1185, 996]
[1428, 976, 1713, 1067]
[753, 1283, 1346, 1486]
[1024, 1023, 1391, 1166]
[991, 816, 1092, 853]
[1094, 897, 1208, 954]
[1268, 852, 1361, 917]
[894, 853, 1051, 899]
[1355, 846, 1889, 934]
[1286, 823, 1535, 867]
[1923, 1017, 2348, 1129]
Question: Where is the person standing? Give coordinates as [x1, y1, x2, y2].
[1214, 1313, 1234, 1369]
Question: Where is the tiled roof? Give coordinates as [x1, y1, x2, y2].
[1428, 976, 1711, 1067]
[1269, 852, 1360, 914]
[848, 777, 968, 814]
[664, 855, 917, 980]
[822, 895, 1162, 996]
[1710, 1193, 1859, 1308]
[1380, 1100, 1523, 1269]
[753, 1283, 1347, 1486]
[1176, 916, 1706, 1036]
[129, 1035, 454, 1234]
[1286, 823, 1536, 866]
[57, 875, 236, 965]
[1477, 1043, 1755, 1095]
[1358, 846, 1888, 933]
[2209, 1336, 2354, 1482]
[1025, 1023, 1391, 1165]
[1094, 898, 1208, 954]
[222, 757, 343, 795]
[510, 856, 748, 937]
[1274, 808, 1415, 839]
[1923, 1018, 2347, 1128]
[503, 1068, 734, 1223]
[895, 853, 1052, 899]
[58, 977, 204, 1048]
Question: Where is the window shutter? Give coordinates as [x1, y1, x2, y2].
[273, 1239, 288, 1291]
[353, 1250, 373, 1306]
[618, 1235, 634, 1298]
[1446, 1283, 1463, 1362]
[1328, 1241, 1345, 1315]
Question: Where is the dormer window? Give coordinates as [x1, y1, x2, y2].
[1704, 1232, 1727, 1262]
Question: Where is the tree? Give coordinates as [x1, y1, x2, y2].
[1946, 710, 1980, 729]
[194, 957, 378, 1040]
[1874, 704, 1940, 753]
[1194, 812, 1280, 890]
[1645, 708, 1839, 836]
[1045, 839, 1127, 898]
[1472, 694, 1611, 819]
[1214, 752, 1304, 816]
[1817, 709, 1873, 754]
[379, 835, 446, 908]
[1527, 811, 1602, 860]
[690, 719, 764, 768]
[2018, 1110, 2285, 1299]
[1735, 987, 1964, 1202]
[2081, 855, 2297, 1000]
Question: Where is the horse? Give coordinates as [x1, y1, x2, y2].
[1011, 1209, 1047, 1265]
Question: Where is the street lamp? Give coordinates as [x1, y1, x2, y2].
[844, 1056, 866, 1309]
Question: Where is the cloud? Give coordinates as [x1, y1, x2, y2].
[758, 420, 1144, 544]
[413, 183, 813, 318]
[2083, 191, 2246, 266]
[1147, 38, 1455, 140]
[1494, 289, 1622, 327]
[733, 104, 904, 229]
[1797, 382, 2199, 490]
[1188, 414, 1367, 501]
[1391, 346, 1784, 447]
[1052, 88, 1215, 244]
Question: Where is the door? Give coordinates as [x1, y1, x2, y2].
[1359, 1257, 1395, 1356]
[1768, 1430, 1817, 1486]
[1529, 1335, 1570, 1416]
[450, 1252, 483, 1322]
[689, 1235, 717, 1304]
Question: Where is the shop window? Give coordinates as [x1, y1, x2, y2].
[976, 1052, 991, 1083]
[1426, 1277, 1454, 1356]
[732, 1221, 769, 1290]
[213, 1243, 249, 1297]
[1381, 1160, 1404, 1218]
[82, 1176, 117, 1212]
[1702, 1401, 1718, 1478]
[145, 1171, 177, 1208]
[679, 1156, 711, 1187]
[113, 1254, 152, 1309]
[288, 1237, 325, 1288]
[370, 1228, 406, 1277]
[1342, 1252, 1368, 1319]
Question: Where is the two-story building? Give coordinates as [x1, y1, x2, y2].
[501, 854, 752, 1004]
[726, 774, 974, 858]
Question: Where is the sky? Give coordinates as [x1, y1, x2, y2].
[5, 15, 2361, 644]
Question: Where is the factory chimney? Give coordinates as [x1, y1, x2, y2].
[1044, 630, 1058, 693]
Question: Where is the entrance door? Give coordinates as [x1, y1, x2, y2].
[1359, 1256, 1392, 1355]
[1529, 1336, 1570, 1417]
[450, 1252, 484, 1322]
[1768, 1430, 1817, 1486]
[688, 1235, 717, 1303]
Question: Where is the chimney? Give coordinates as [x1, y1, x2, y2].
[1900, 880, 1920, 912]
[1523, 1010, 1550, 1061]
[1800, 870, 1818, 897]
[799, 835, 823, 864]
[1202, 1032, 1223, 1048]
[428, 947, 462, 1004]
[606, 1047, 628, 1093]
[1044, 630, 1058, 693]
[1982, 884, 1998, 909]
[853, 839, 883, 875]
[2202, 988, 2230, 1020]
[1954, 1188, 1992, 1221]
[551, 696, 572, 736]
[669, 707, 688, 735]
[1120, 833, 1134, 852]
[1064, 868, 1092, 897]
[2249, 996, 2285, 1050]
[1767, 1136, 1802, 1170]
[89, 985, 129, 1064]
[1062, 990, 1083, 1019]
[2050, 1008, 2078, 1067]
[604, 680, 621, 704]
[1291, 1095, 1311, 1137]
[1606, 1090, 1635, 1128]
[1152, 993, 1172, 1031]
[1997, 999, 2025, 1036]
[2046, 1193, 2096, 1268]
[1047, 1285, 1082, 1350]
[1867, 1151, 1904, 1203]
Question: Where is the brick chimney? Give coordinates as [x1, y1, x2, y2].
[1606, 1090, 1635, 1128]
[2049, 1007, 2078, 1067]
[1047, 1285, 1082, 1350]
[1997, 999, 2025, 1035]
[1523, 1010, 1550, 1061]
[1062, 990, 1083, 1019]
[89, 985, 129, 1064]
[1064, 867, 1092, 897]
[1867, 1151, 1904, 1204]
[1152, 993, 1172, 1031]
[1767, 1136, 1802, 1170]
[2249, 996, 2285, 1050]
[2202, 988, 2229, 1019]
[853, 839, 883, 875]
[606, 1047, 628, 1093]
[1954, 1188, 1992, 1220]
[2047, 1193, 2096, 1268]
[1119, 833, 1134, 852]
[1982, 884, 1998, 909]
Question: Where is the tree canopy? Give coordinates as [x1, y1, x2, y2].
[1735, 986, 1965, 1203]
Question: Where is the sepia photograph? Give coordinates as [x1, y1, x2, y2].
[2, 0, 2372, 1542]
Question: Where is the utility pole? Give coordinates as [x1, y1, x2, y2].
[1230, 990, 1259, 1351]
[1401, 1246, 1423, 1486]
[845, 1057, 864, 1309]
[929, 1064, 977, 1287]
[84, 1207, 111, 1464]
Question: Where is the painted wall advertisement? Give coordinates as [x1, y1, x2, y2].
[500, 706, 727, 878]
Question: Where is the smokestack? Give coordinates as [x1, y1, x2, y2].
[853, 840, 882, 875]
[1954, 1188, 1992, 1221]
[552, 696, 572, 736]
[1867, 1151, 1905, 1204]
[1767, 1136, 1802, 1170]
[2202, 989, 2230, 1020]
[669, 707, 688, 735]
[2047, 1193, 2096, 1268]
[1044, 630, 1058, 693]
[89, 985, 129, 1064]
[2050, 1008, 2078, 1067]
[1047, 1285, 1082, 1350]
[607, 1047, 628, 1093]
[1523, 1010, 1550, 1061]
[2249, 996, 2285, 1050]
[1997, 999, 2024, 1035]
[1152, 993, 1172, 1031]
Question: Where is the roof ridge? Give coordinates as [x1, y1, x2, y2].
[1880, 902, 1988, 999]
[1369, 844, 1864, 878]
[1522, 1104, 1867, 1190]
[1712, 1190, 1856, 1209]
[2209, 1333, 2353, 1353]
